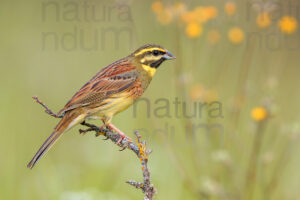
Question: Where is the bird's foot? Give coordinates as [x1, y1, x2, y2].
[107, 123, 132, 145]
[116, 134, 132, 145]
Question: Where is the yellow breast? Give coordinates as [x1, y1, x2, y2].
[90, 92, 134, 123]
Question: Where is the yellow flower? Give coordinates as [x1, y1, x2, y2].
[189, 84, 204, 101]
[185, 22, 203, 38]
[257, 12, 271, 28]
[225, 2, 236, 16]
[251, 107, 267, 121]
[156, 8, 173, 25]
[228, 27, 244, 44]
[152, 1, 164, 14]
[278, 16, 298, 34]
[207, 29, 221, 44]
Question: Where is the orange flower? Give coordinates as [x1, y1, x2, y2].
[182, 7, 208, 24]
[278, 16, 298, 34]
[202, 6, 218, 20]
[257, 12, 271, 28]
[185, 22, 203, 38]
[194, 7, 209, 23]
[152, 1, 164, 14]
[251, 107, 267, 121]
[225, 2, 236, 16]
[228, 27, 244, 44]
[207, 29, 221, 44]
[182, 6, 218, 24]
[181, 11, 198, 23]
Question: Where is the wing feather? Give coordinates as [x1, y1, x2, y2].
[58, 59, 137, 115]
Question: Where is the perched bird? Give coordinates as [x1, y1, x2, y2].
[27, 44, 175, 169]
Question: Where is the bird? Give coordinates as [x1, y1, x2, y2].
[27, 44, 175, 169]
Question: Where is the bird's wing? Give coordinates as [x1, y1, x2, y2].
[58, 59, 137, 115]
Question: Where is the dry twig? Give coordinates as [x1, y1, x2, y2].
[32, 96, 157, 200]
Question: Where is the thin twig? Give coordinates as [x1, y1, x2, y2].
[32, 96, 63, 118]
[32, 96, 157, 200]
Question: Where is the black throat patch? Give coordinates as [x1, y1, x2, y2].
[150, 58, 166, 68]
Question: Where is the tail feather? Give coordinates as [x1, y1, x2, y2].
[27, 111, 83, 169]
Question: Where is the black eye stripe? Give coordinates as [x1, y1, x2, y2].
[140, 50, 165, 58]
[152, 50, 165, 56]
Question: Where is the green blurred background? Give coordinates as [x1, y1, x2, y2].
[1, 0, 300, 199]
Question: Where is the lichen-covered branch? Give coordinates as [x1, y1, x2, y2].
[32, 96, 157, 200]
[80, 122, 157, 200]
[125, 133, 157, 200]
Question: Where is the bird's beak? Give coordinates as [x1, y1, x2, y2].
[163, 51, 176, 60]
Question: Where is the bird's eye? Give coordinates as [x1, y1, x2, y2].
[153, 50, 159, 56]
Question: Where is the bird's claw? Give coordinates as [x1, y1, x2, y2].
[115, 135, 132, 146]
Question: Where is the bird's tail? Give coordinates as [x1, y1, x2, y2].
[27, 111, 84, 169]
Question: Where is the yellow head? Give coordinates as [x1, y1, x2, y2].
[132, 44, 175, 77]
